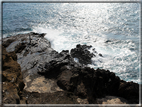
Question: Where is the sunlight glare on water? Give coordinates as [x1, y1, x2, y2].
[3, 3, 140, 83]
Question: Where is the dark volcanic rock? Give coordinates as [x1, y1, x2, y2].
[15, 43, 26, 53]
[38, 50, 81, 77]
[118, 80, 139, 104]
[57, 66, 139, 104]
[70, 44, 94, 65]
[3, 32, 60, 93]
[57, 66, 74, 91]
[2, 32, 139, 104]
[57, 67, 121, 103]
[2, 47, 78, 104]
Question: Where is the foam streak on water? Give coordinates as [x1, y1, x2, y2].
[3, 3, 140, 83]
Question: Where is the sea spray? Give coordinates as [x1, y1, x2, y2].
[3, 3, 140, 83]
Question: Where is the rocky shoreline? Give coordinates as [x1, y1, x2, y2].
[2, 32, 139, 104]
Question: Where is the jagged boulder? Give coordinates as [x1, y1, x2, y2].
[38, 50, 81, 76]
[70, 44, 94, 65]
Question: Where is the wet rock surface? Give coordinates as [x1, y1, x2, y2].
[2, 32, 140, 104]
[70, 44, 94, 65]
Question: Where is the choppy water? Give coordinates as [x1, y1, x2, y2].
[3, 3, 140, 83]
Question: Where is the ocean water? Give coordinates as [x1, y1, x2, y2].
[3, 3, 140, 83]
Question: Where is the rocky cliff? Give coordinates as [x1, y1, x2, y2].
[2, 32, 139, 104]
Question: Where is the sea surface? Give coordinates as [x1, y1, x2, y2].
[3, 3, 140, 83]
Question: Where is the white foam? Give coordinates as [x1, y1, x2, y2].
[89, 39, 140, 83]
[32, 25, 140, 83]
[32, 26, 76, 52]
[74, 57, 79, 63]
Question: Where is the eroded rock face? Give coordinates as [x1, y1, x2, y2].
[2, 46, 26, 104]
